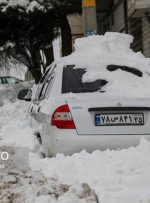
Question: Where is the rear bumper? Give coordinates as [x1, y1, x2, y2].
[42, 126, 150, 156]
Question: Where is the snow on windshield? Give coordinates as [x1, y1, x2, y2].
[59, 32, 150, 98]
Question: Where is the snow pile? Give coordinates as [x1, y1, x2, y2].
[0, 99, 98, 203]
[0, 100, 34, 148]
[105, 32, 134, 52]
[31, 138, 150, 203]
[0, 168, 98, 203]
[74, 32, 134, 53]
[58, 32, 150, 98]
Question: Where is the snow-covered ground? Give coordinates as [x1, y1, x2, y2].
[1, 89, 150, 203]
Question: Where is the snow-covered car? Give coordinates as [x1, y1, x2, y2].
[0, 76, 22, 84]
[18, 32, 150, 156]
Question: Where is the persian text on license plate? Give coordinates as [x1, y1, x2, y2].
[95, 113, 144, 126]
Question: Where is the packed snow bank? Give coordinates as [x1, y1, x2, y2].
[57, 32, 150, 98]
[0, 99, 98, 203]
[0, 100, 34, 149]
[30, 138, 150, 203]
[0, 168, 98, 203]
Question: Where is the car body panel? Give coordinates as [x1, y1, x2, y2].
[42, 125, 150, 156]
[30, 95, 150, 156]
[66, 96, 150, 135]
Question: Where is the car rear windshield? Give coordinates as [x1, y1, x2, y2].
[62, 65, 107, 94]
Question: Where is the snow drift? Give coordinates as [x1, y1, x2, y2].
[56, 32, 150, 98]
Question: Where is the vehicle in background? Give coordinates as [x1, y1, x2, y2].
[0, 77, 33, 103]
[0, 76, 22, 84]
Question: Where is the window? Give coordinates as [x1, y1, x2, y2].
[5, 77, 19, 84]
[34, 66, 56, 101]
[38, 72, 55, 100]
[62, 65, 107, 94]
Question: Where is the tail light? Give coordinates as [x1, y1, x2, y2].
[51, 104, 76, 129]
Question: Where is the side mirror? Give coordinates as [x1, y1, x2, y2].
[17, 89, 32, 101]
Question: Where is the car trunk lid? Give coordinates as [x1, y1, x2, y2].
[66, 96, 150, 135]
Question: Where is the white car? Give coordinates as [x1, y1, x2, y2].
[18, 33, 150, 156]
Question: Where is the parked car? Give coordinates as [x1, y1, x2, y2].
[18, 33, 150, 156]
[0, 76, 22, 84]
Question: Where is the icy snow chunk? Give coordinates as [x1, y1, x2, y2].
[69, 183, 98, 200]
[3, 175, 17, 184]
[75, 35, 110, 53]
[74, 32, 133, 54]
[105, 32, 133, 52]
[31, 170, 47, 185]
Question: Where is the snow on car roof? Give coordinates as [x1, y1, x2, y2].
[61, 32, 150, 72]
[57, 32, 150, 98]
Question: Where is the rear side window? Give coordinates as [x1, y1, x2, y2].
[62, 65, 107, 94]
[38, 72, 55, 100]
[35, 66, 56, 101]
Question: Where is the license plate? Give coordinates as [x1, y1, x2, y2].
[95, 113, 144, 126]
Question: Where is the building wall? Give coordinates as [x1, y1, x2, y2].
[128, 0, 150, 8]
[110, 2, 125, 32]
[142, 17, 150, 57]
[100, 1, 125, 34]
[128, 0, 150, 57]
[129, 17, 143, 52]
[68, 14, 84, 44]
[128, 0, 150, 17]
[98, 0, 150, 57]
